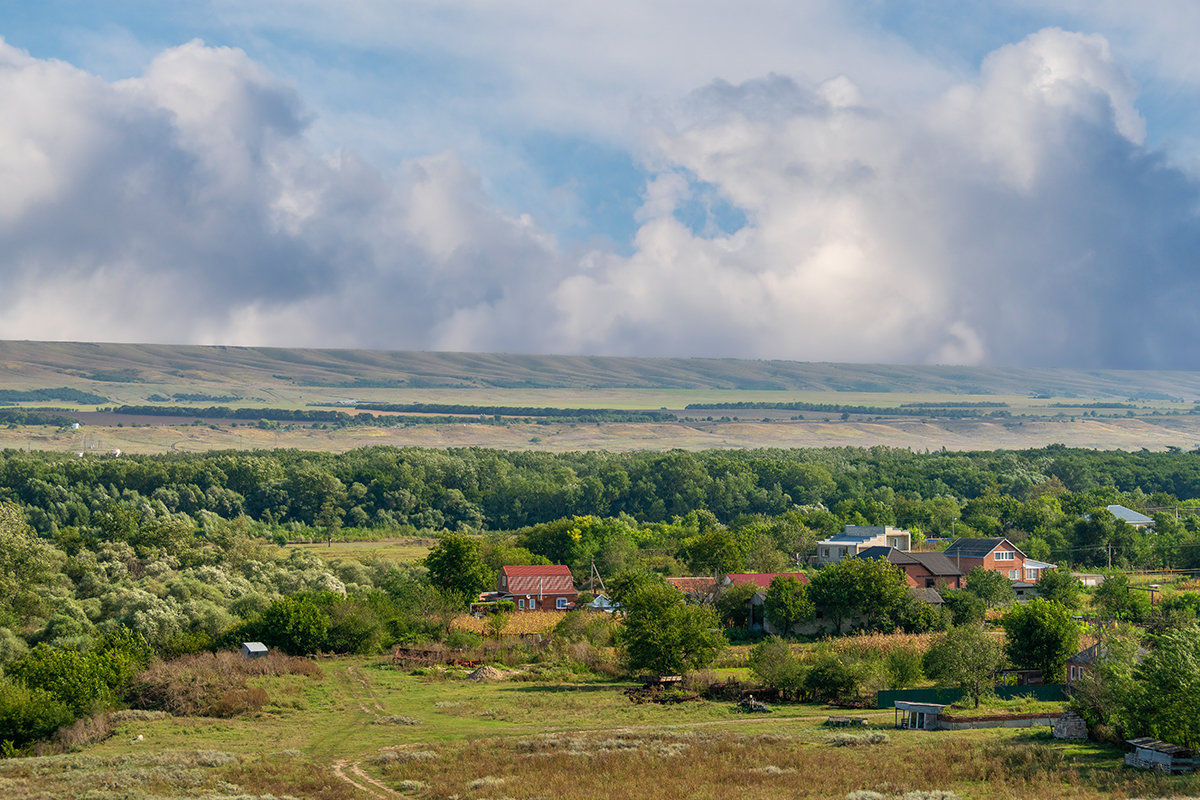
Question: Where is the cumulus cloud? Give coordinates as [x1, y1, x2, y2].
[1, 30, 1199, 367]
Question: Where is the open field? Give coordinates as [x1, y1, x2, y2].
[2, 656, 1195, 800]
[292, 539, 436, 565]
[8, 414, 1200, 454]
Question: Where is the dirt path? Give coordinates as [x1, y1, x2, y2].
[332, 759, 390, 799]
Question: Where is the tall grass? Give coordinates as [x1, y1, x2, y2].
[128, 651, 320, 717]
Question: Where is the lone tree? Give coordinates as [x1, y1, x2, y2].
[619, 581, 724, 675]
[1001, 598, 1079, 684]
[965, 567, 1015, 607]
[923, 624, 1006, 707]
[423, 533, 494, 606]
[764, 576, 814, 637]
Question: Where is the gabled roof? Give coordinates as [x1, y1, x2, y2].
[500, 564, 577, 595]
[855, 547, 961, 576]
[1106, 505, 1154, 525]
[906, 551, 963, 576]
[725, 572, 808, 588]
[908, 586, 944, 605]
[943, 537, 1026, 560]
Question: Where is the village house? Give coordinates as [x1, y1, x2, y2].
[941, 537, 1056, 583]
[497, 565, 578, 611]
[1106, 504, 1155, 529]
[816, 525, 912, 564]
[854, 546, 964, 589]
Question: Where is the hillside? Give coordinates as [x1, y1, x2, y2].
[4, 340, 1200, 398]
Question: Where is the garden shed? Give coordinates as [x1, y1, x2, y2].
[1124, 738, 1196, 774]
[893, 701, 944, 730]
[241, 642, 269, 659]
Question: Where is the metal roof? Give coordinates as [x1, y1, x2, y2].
[1127, 738, 1197, 757]
[500, 565, 577, 595]
[854, 547, 961, 576]
[1107, 505, 1154, 525]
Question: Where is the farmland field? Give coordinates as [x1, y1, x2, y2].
[3, 655, 1195, 800]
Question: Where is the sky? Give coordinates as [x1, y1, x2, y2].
[3, 1, 1200, 368]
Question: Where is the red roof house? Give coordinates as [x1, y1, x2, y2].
[498, 565, 578, 611]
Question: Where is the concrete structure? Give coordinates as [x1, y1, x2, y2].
[241, 642, 268, 659]
[497, 565, 578, 611]
[817, 526, 912, 564]
[1053, 711, 1088, 740]
[894, 701, 1063, 732]
[894, 702, 945, 730]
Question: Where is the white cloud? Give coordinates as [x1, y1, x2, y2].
[1, 29, 1199, 368]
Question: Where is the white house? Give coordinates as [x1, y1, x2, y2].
[816, 526, 912, 565]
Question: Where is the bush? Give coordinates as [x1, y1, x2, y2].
[803, 650, 868, 704]
[0, 675, 73, 747]
[748, 637, 806, 697]
[128, 651, 318, 717]
[882, 646, 924, 689]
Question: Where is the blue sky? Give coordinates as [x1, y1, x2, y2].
[3, 2, 1200, 367]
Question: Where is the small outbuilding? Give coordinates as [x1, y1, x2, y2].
[241, 642, 269, 659]
[1124, 738, 1196, 774]
[894, 701, 945, 731]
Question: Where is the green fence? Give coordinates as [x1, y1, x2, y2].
[877, 684, 1067, 709]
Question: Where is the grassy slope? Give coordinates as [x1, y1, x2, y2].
[3, 657, 1195, 800]
[7, 339, 1200, 398]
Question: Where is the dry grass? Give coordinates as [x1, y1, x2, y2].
[452, 611, 569, 636]
[366, 730, 1200, 800]
[829, 632, 937, 658]
[128, 651, 321, 717]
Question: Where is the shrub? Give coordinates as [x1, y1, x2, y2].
[803, 650, 868, 704]
[0, 675, 73, 747]
[748, 637, 806, 696]
[883, 646, 924, 689]
[128, 651, 319, 717]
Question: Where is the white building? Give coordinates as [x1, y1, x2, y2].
[816, 525, 912, 565]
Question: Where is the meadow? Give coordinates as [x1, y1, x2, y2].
[2, 655, 1196, 800]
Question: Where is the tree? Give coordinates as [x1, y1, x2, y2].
[763, 576, 814, 637]
[715, 582, 759, 628]
[258, 597, 330, 655]
[1129, 624, 1200, 748]
[942, 590, 986, 626]
[1093, 575, 1151, 622]
[423, 533, 494, 605]
[619, 582, 724, 675]
[485, 610, 510, 641]
[808, 557, 907, 633]
[965, 567, 1015, 607]
[923, 625, 1006, 707]
[1035, 569, 1081, 609]
[1000, 599, 1079, 683]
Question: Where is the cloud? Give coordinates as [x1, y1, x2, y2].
[1, 30, 1199, 368]
[536, 28, 1200, 367]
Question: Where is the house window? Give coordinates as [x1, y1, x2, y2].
[994, 551, 1015, 561]
[1025, 569, 1038, 581]
[556, 597, 567, 609]
[1069, 666, 1077, 681]
[518, 599, 525, 609]
[822, 548, 829, 558]
[1009, 570, 1018, 580]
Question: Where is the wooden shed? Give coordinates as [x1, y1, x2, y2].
[1124, 738, 1196, 774]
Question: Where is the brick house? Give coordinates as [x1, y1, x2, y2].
[942, 537, 1056, 583]
[855, 546, 963, 589]
[497, 565, 578, 611]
